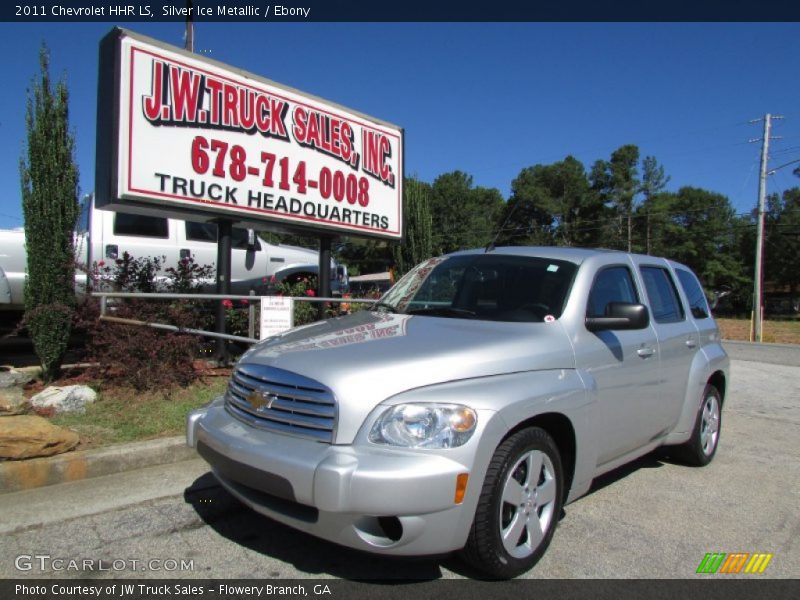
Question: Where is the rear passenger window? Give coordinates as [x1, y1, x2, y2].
[113, 213, 169, 238]
[640, 266, 685, 323]
[587, 266, 639, 318]
[676, 269, 710, 319]
[185, 221, 218, 243]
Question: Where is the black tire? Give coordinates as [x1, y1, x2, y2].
[672, 384, 722, 467]
[460, 427, 564, 579]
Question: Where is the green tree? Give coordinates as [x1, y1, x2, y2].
[648, 187, 746, 295]
[495, 157, 603, 247]
[494, 166, 557, 247]
[19, 45, 80, 381]
[728, 212, 756, 314]
[637, 155, 670, 254]
[392, 177, 433, 276]
[429, 171, 504, 253]
[590, 144, 640, 250]
[337, 238, 393, 276]
[764, 187, 800, 309]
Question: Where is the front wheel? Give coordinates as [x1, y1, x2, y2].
[461, 427, 563, 579]
[672, 384, 722, 466]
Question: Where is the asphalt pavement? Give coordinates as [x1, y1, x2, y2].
[722, 339, 800, 366]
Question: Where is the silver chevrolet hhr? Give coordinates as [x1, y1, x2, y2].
[187, 246, 729, 578]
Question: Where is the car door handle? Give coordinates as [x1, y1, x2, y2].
[685, 339, 697, 349]
[637, 347, 656, 358]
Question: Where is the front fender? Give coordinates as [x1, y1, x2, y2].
[357, 369, 590, 550]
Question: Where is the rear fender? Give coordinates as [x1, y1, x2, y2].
[665, 342, 729, 445]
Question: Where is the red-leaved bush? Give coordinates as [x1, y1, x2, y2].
[74, 253, 213, 391]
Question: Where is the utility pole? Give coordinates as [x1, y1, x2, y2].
[185, 0, 194, 52]
[750, 113, 783, 342]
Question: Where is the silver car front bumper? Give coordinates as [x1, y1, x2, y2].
[187, 398, 476, 555]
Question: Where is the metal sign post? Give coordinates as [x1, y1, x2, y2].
[214, 220, 233, 362]
[318, 235, 333, 319]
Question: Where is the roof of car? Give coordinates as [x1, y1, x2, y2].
[450, 246, 623, 264]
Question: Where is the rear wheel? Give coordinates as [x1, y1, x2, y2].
[461, 427, 563, 579]
[672, 384, 722, 466]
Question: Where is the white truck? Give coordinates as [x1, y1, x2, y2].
[0, 196, 348, 312]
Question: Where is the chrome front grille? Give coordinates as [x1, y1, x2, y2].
[225, 363, 336, 443]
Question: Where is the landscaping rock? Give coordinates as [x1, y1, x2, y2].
[0, 368, 33, 388]
[0, 387, 29, 416]
[0, 415, 79, 459]
[30, 385, 97, 415]
[0, 368, 31, 416]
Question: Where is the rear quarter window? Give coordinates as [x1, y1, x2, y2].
[640, 266, 685, 323]
[676, 268, 711, 320]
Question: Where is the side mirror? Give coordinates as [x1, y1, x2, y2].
[586, 302, 649, 332]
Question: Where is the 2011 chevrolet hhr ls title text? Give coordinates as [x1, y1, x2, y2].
[187, 247, 729, 578]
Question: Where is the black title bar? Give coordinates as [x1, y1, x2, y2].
[4, 0, 800, 22]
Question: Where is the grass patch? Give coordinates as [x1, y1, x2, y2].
[49, 377, 228, 449]
[716, 318, 800, 344]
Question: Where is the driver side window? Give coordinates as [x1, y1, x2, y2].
[587, 266, 639, 318]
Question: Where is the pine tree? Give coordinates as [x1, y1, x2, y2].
[392, 177, 433, 276]
[19, 44, 80, 381]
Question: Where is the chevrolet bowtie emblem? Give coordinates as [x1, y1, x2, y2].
[247, 390, 278, 411]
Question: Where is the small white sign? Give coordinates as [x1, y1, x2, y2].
[260, 296, 294, 339]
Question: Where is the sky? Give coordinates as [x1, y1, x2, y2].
[1, 21, 799, 230]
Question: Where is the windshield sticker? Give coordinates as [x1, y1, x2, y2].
[547, 264, 559, 272]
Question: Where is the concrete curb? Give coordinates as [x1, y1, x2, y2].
[0, 435, 196, 494]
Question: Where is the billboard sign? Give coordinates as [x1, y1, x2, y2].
[96, 28, 403, 240]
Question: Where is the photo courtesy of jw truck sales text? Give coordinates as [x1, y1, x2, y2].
[95, 28, 403, 240]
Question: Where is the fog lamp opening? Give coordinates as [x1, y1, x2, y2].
[377, 516, 403, 542]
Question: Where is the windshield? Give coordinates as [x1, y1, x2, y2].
[378, 254, 577, 322]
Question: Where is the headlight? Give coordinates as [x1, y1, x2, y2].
[369, 403, 477, 448]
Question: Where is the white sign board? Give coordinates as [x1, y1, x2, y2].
[260, 296, 295, 339]
[96, 28, 403, 240]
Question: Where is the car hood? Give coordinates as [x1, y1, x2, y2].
[238, 311, 575, 442]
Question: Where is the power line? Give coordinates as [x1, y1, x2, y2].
[469, 118, 763, 178]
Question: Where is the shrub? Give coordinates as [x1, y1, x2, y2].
[272, 276, 324, 326]
[223, 298, 253, 339]
[164, 257, 215, 293]
[24, 303, 74, 376]
[20, 45, 80, 382]
[104, 252, 164, 293]
[82, 253, 214, 391]
[87, 302, 201, 391]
